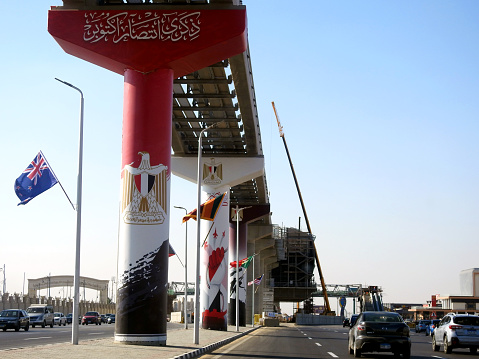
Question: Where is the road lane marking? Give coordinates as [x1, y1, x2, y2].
[328, 352, 338, 358]
[308, 337, 312, 339]
[208, 334, 253, 359]
[24, 337, 52, 340]
[315, 343, 322, 346]
[88, 332, 105, 335]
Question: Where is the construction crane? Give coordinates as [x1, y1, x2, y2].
[272, 102, 332, 315]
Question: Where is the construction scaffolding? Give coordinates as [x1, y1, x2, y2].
[271, 226, 317, 303]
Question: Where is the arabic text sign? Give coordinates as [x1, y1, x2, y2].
[84, 11, 201, 44]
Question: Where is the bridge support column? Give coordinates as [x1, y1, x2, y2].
[116, 69, 173, 345]
[200, 186, 230, 330]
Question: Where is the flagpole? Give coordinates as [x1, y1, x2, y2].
[252, 255, 254, 327]
[174, 206, 188, 330]
[40, 150, 75, 210]
[55, 78, 84, 345]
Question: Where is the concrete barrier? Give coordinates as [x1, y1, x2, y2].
[263, 318, 279, 327]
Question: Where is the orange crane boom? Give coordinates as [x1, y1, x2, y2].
[272, 102, 332, 315]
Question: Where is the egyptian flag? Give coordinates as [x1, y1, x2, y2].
[182, 192, 226, 223]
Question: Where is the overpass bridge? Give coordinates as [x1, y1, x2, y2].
[54, 0, 327, 323]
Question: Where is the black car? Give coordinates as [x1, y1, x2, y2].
[0, 309, 30, 332]
[66, 313, 73, 324]
[344, 314, 360, 327]
[348, 311, 411, 358]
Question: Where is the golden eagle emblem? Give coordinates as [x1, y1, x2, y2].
[121, 151, 168, 225]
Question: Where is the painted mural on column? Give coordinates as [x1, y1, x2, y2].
[200, 190, 230, 330]
[228, 208, 248, 326]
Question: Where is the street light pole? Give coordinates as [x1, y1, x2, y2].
[55, 78, 84, 345]
[194, 123, 218, 344]
[174, 206, 188, 330]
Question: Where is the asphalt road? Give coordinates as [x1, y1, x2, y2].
[0, 322, 184, 351]
[202, 324, 479, 359]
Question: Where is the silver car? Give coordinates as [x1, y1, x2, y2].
[432, 313, 479, 354]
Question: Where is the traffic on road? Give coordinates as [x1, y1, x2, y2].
[201, 320, 479, 359]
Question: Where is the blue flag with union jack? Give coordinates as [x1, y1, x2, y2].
[14, 152, 58, 205]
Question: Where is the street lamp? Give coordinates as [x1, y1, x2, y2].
[235, 205, 250, 332]
[55, 78, 84, 345]
[194, 123, 220, 344]
[174, 206, 188, 330]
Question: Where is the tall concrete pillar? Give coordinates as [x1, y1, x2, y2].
[49, 3, 247, 345]
[228, 219, 247, 326]
[116, 69, 173, 344]
[200, 186, 229, 330]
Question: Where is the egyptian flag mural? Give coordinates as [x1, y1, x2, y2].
[115, 69, 173, 345]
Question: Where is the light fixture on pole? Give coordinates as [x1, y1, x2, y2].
[55, 78, 84, 345]
[235, 205, 250, 332]
[174, 206, 189, 330]
[194, 123, 219, 344]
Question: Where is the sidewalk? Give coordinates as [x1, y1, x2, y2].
[1, 325, 259, 359]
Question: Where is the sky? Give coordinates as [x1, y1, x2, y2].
[1, 1, 479, 314]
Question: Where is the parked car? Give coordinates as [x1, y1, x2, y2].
[100, 314, 107, 323]
[54, 312, 67, 326]
[107, 314, 115, 324]
[432, 313, 479, 354]
[348, 311, 411, 358]
[0, 309, 30, 332]
[26, 304, 55, 328]
[82, 311, 101, 325]
[415, 319, 430, 333]
[66, 313, 73, 324]
[426, 319, 441, 336]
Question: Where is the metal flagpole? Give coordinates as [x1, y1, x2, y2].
[174, 206, 188, 330]
[55, 78, 84, 345]
[252, 256, 254, 327]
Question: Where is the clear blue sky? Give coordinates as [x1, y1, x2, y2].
[1, 1, 478, 311]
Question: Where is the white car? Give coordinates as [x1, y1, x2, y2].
[54, 312, 67, 326]
[432, 313, 479, 354]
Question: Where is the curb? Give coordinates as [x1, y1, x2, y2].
[171, 326, 259, 359]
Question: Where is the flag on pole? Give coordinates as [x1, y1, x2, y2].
[14, 152, 58, 205]
[248, 274, 264, 286]
[230, 255, 254, 269]
[182, 192, 226, 222]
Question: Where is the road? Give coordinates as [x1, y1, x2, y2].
[202, 324, 479, 359]
[0, 322, 184, 351]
